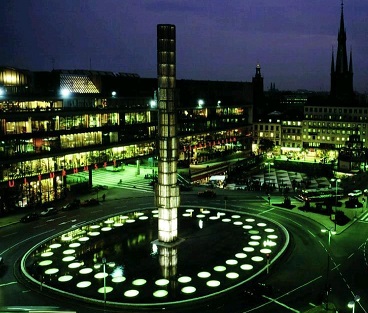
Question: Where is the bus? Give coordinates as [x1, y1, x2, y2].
[299, 187, 344, 202]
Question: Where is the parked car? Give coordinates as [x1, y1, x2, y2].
[198, 189, 216, 198]
[20, 212, 39, 223]
[62, 199, 81, 211]
[40, 207, 58, 217]
[81, 198, 100, 207]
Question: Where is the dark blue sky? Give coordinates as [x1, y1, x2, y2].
[1, 0, 367, 92]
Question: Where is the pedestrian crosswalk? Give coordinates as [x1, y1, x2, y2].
[359, 211, 368, 223]
[77, 167, 155, 193]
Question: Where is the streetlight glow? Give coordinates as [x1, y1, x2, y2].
[94, 257, 115, 304]
[348, 295, 361, 313]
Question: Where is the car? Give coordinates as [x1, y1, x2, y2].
[40, 207, 58, 217]
[197, 189, 216, 198]
[20, 212, 39, 223]
[62, 199, 81, 211]
[81, 198, 100, 207]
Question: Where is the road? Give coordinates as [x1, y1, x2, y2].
[1, 185, 368, 313]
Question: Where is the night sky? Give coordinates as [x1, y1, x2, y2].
[1, 0, 367, 92]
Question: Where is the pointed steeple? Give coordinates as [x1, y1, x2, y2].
[336, 0, 348, 73]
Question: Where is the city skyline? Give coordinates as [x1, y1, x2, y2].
[1, 0, 367, 93]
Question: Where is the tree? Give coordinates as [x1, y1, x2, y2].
[259, 138, 275, 153]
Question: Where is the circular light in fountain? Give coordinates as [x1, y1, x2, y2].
[251, 256, 264, 262]
[257, 222, 267, 227]
[181, 286, 196, 294]
[78, 237, 89, 242]
[153, 290, 168, 298]
[135, 212, 144, 216]
[45, 268, 59, 275]
[90, 225, 100, 229]
[231, 215, 241, 219]
[39, 260, 52, 266]
[58, 275, 73, 282]
[214, 266, 226, 272]
[68, 262, 82, 269]
[209, 216, 219, 220]
[124, 290, 139, 297]
[62, 256, 75, 262]
[265, 228, 275, 233]
[94, 272, 108, 279]
[79, 268, 93, 274]
[243, 225, 253, 229]
[112, 276, 126, 283]
[126, 219, 135, 223]
[113, 222, 123, 227]
[183, 213, 191, 217]
[260, 248, 272, 254]
[240, 264, 253, 270]
[153, 214, 158, 218]
[69, 243, 81, 248]
[41, 251, 54, 257]
[101, 227, 112, 232]
[196, 214, 205, 218]
[233, 221, 243, 226]
[151, 210, 158, 214]
[88, 231, 100, 236]
[207, 280, 220, 287]
[243, 247, 255, 252]
[226, 259, 238, 265]
[266, 240, 277, 247]
[245, 218, 255, 222]
[98, 286, 113, 294]
[132, 279, 147, 286]
[63, 249, 75, 255]
[250, 235, 261, 240]
[186, 209, 194, 213]
[197, 271, 211, 278]
[268, 234, 278, 239]
[248, 241, 260, 246]
[77, 281, 91, 288]
[138, 216, 148, 220]
[120, 215, 129, 219]
[50, 243, 61, 249]
[217, 212, 226, 216]
[249, 230, 259, 234]
[104, 219, 114, 224]
[61, 235, 73, 241]
[202, 210, 211, 214]
[178, 276, 192, 283]
[226, 272, 239, 279]
[155, 279, 169, 286]
[222, 218, 231, 223]
[235, 253, 247, 259]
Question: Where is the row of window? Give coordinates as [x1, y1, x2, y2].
[305, 107, 368, 114]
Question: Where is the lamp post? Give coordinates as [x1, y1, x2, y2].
[265, 162, 274, 186]
[348, 295, 361, 313]
[321, 227, 336, 311]
[330, 178, 341, 231]
[94, 257, 115, 304]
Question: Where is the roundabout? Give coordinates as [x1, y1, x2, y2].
[21, 206, 289, 308]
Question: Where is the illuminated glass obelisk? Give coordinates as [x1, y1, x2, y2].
[156, 24, 180, 243]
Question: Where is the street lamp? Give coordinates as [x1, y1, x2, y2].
[265, 162, 274, 185]
[198, 99, 204, 108]
[321, 227, 336, 311]
[94, 257, 115, 304]
[348, 295, 361, 313]
[330, 178, 341, 231]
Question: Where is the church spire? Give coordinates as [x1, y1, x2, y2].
[336, 0, 348, 73]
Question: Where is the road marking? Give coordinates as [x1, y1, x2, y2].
[308, 230, 316, 237]
[348, 253, 354, 259]
[2, 232, 17, 238]
[262, 295, 300, 313]
[0, 281, 17, 287]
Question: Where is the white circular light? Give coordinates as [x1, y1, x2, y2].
[231, 215, 241, 219]
[268, 234, 278, 239]
[62, 256, 75, 262]
[94, 272, 108, 279]
[226, 272, 239, 279]
[132, 279, 147, 286]
[88, 232, 100, 236]
[58, 275, 73, 282]
[243, 225, 253, 229]
[153, 290, 168, 298]
[260, 248, 272, 254]
[41, 252, 54, 257]
[50, 243, 61, 249]
[222, 218, 231, 223]
[139, 216, 148, 220]
[243, 247, 255, 252]
[209, 216, 219, 220]
[45, 268, 59, 275]
[101, 227, 112, 232]
[226, 259, 238, 265]
[251, 256, 264, 262]
[234, 221, 243, 226]
[124, 290, 139, 297]
[240, 264, 253, 270]
[183, 213, 191, 217]
[248, 241, 260, 246]
[207, 280, 221, 287]
[69, 243, 81, 248]
[78, 237, 89, 242]
[235, 253, 247, 259]
[90, 225, 100, 229]
[257, 223, 267, 227]
[197, 214, 205, 218]
[251, 235, 261, 240]
[245, 218, 255, 222]
[77, 281, 91, 288]
[214, 266, 226, 272]
[98, 286, 113, 294]
[178, 276, 192, 283]
[68, 262, 82, 269]
[265, 228, 275, 233]
[198, 271, 211, 278]
[155, 279, 169, 286]
[39, 260, 52, 266]
[126, 219, 135, 223]
[112, 276, 126, 283]
[181, 286, 196, 294]
[63, 249, 75, 255]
